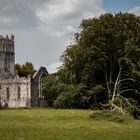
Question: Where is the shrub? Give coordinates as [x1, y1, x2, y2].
[90, 110, 133, 123]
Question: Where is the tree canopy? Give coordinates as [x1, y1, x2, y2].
[15, 61, 36, 77]
[43, 13, 140, 116]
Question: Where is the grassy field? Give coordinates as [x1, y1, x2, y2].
[0, 109, 140, 140]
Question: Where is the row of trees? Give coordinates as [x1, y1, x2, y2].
[42, 13, 140, 117]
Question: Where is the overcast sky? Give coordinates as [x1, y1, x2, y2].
[0, 0, 140, 73]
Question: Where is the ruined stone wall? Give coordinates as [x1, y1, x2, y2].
[30, 78, 39, 107]
[31, 67, 49, 107]
[0, 76, 31, 108]
[0, 34, 49, 108]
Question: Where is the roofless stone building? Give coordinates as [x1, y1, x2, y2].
[0, 34, 48, 108]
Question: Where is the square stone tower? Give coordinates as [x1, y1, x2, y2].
[0, 34, 15, 79]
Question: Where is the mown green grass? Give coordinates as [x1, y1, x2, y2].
[0, 109, 140, 140]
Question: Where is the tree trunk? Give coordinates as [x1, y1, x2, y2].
[105, 70, 111, 101]
[111, 65, 122, 109]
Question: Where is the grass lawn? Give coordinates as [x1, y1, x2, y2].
[0, 109, 140, 140]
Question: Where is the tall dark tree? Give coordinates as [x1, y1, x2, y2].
[60, 13, 140, 113]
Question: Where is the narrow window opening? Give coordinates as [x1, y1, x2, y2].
[6, 87, 10, 100]
[17, 87, 21, 99]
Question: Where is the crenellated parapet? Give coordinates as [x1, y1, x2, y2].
[0, 34, 14, 53]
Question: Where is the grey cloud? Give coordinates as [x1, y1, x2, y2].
[0, 0, 105, 73]
[0, 0, 105, 36]
[0, 0, 47, 28]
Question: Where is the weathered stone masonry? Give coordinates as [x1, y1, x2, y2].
[0, 35, 48, 108]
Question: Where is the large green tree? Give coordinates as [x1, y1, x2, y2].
[60, 13, 140, 113]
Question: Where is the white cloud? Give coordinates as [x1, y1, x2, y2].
[47, 62, 62, 73]
[36, 0, 76, 22]
[36, 0, 105, 37]
[128, 6, 140, 16]
[38, 24, 77, 37]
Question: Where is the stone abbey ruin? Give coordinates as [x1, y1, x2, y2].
[0, 34, 48, 108]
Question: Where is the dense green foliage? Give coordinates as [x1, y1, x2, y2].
[0, 109, 140, 140]
[42, 73, 66, 107]
[43, 13, 140, 116]
[43, 74, 106, 109]
[15, 61, 36, 77]
[54, 84, 105, 109]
